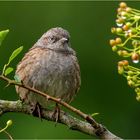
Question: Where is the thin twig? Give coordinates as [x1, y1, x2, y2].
[0, 126, 13, 140]
[3, 130, 13, 140]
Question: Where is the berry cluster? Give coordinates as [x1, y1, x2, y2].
[110, 2, 140, 63]
[110, 2, 140, 101]
[118, 59, 140, 101]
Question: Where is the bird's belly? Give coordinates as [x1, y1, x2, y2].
[30, 55, 77, 106]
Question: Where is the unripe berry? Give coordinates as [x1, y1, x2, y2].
[134, 16, 140, 20]
[7, 120, 12, 126]
[109, 39, 116, 46]
[112, 46, 117, 52]
[131, 53, 139, 61]
[128, 80, 135, 87]
[117, 50, 123, 56]
[115, 37, 122, 44]
[127, 76, 131, 81]
[116, 18, 124, 24]
[131, 28, 137, 34]
[121, 11, 127, 17]
[118, 60, 129, 67]
[119, 2, 127, 8]
[132, 76, 137, 82]
[135, 88, 140, 93]
[111, 27, 116, 33]
[117, 8, 122, 13]
[123, 25, 129, 31]
[136, 94, 140, 101]
[122, 50, 128, 57]
[126, 22, 131, 28]
[132, 40, 138, 46]
[118, 61, 124, 66]
[136, 97, 140, 101]
[123, 60, 129, 66]
[118, 66, 124, 74]
[116, 28, 123, 33]
[126, 7, 132, 12]
[128, 71, 134, 76]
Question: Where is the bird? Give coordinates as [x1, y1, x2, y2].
[15, 27, 81, 117]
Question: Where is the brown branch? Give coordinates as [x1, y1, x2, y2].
[0, 75, 121, 139]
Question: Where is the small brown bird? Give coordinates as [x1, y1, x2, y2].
[15, 27, 81, 115]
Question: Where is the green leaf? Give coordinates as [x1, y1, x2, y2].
[8, 46, 23, 65]
[14, 74, 21, 83]
[2, 64, 7, 75]
[4, 67, 14, 76]
[0, 29, 9, 46]
[91, 113, 99, 117]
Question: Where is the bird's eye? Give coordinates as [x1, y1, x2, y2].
[49, 36, 57, 42]
[50, 36, 55, 41]
[49, 36, 59, 43]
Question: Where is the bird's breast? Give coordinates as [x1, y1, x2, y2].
[33, 50, 78, 102]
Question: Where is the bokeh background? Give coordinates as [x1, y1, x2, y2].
[0, 1, 140, 139]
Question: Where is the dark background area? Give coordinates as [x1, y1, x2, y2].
[0, 1, 140, 139]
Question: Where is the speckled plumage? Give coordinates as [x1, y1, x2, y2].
[15, 27, 81, 110]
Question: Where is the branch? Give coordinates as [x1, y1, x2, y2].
[0, 75, 121, 139]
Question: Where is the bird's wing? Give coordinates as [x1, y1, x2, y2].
[15, 47, 48, 99]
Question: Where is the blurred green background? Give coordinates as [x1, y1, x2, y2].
[0, 1, 140, 139]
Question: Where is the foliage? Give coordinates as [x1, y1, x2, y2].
[0, 30, 9, 46]
[0, 29, 23, 76]
[110, 2, 140, 101]
[0, 29, 23, 139]
[2, 46, 23, 76]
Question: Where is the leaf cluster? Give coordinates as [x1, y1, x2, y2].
[0, 29, 23, 76]
[0, 29, 23, 139]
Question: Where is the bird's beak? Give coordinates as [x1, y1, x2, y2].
[60, 37, 68, 43]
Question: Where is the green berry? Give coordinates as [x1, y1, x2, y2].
[126, 22, 131, 27]
[112, 46, 117, 52]
[111, 27, 116, 33]
[128, 80, 135, 87]
[134, 16, 140, 20]
[116, 28, 123, 33]
[132, 76, 137, 82]
[135, 88, 140, 93]
[6, 120, 12, 126]
[117, 50, 123, 56]
[122, 50, 128, 57]
[121, 11, 127, 17]
[127, 76, 131, 81]
[118, 66, 124, 74]
[131, 28, 137, 34]
[136, 94, 140, 101]
[128, 71, 134, 76]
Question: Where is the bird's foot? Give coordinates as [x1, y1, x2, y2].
[32, 103, 42, 121]
[52, 103, 60, 125]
